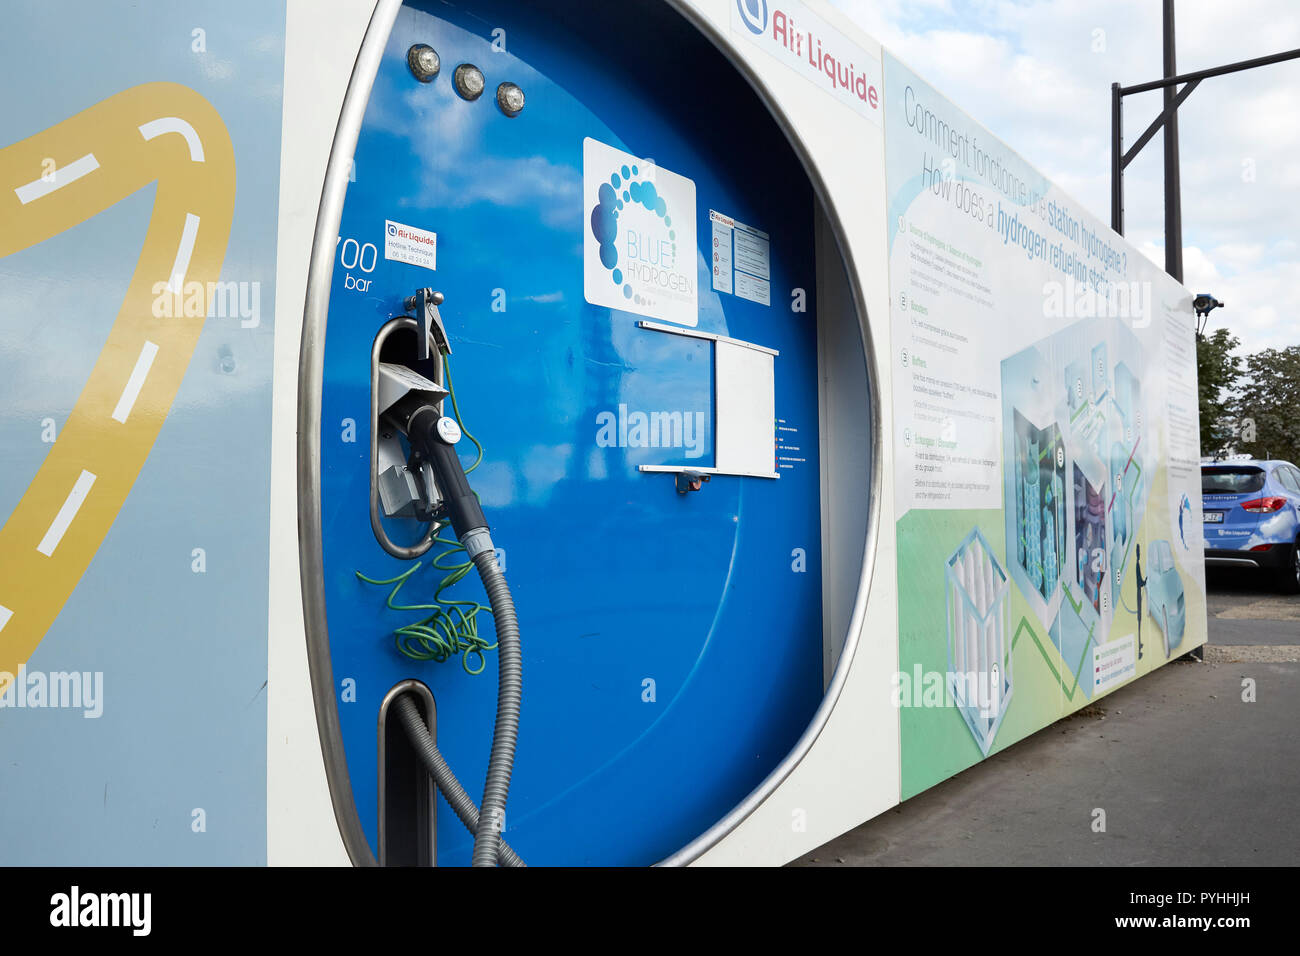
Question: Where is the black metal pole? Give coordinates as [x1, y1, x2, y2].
[1163, 0, 1184, 282]
[1112, 42, 1300, 270]
[1122, 46, 1300, 96]
[1111, 82, 1124, 234]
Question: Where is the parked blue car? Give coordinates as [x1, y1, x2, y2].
[1202, 459, 1300, 593]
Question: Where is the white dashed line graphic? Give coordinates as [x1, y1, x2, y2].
[166, 212, 201, 293]
[138, 117, 206, 162]
[13, 152, 100, 204]
[111, 340, 160, 424]
[36, 470, 97, 558]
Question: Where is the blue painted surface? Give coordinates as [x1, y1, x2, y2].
[320, 0, 823, 865]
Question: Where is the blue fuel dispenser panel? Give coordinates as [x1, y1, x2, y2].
[317, 0, 826, 865]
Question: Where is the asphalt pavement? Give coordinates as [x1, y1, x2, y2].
[791, 566, 1300, 866]
[1205, 567, 1300, 645]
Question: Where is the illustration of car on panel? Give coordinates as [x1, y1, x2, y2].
[1201, 459, 1300, 593]
[1145, 539, 1185, 658]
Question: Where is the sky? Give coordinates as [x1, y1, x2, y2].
[831, 0, 1300, 356]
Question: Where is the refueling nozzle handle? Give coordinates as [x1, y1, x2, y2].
[404, 406, 488, 542]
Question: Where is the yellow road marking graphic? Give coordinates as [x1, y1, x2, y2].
[0, 82, 235, 682]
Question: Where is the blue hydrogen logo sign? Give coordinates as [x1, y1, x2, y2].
[589, 164, 678, 304]
[583, 138, 698, 327]
[736, 0, 768, 34]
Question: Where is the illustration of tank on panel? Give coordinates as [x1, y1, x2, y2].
[1042, 481, 1060, 595]
[1111, 359, 1143, 524]
[1064, 357, 1086, 415]
[1024, 436, 1044, 592]
[1105, 354, 1146, 611]
[1014, 443, 1026, 570]
[1010, 409, 1066, 603]
[945, 527, 1013, 756]
[1110, 439, 1130, 547]
[1074, 464, 1107, 613]
[1090, 341, 1109, 403]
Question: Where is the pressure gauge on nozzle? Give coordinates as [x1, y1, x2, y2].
[436, 417, 462, 446]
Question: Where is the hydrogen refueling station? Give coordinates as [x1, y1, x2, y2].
[0, 0, 1208, 867]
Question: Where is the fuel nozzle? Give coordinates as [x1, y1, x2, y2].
[382, 383, 490, 554]
[376, 361, 490, 553]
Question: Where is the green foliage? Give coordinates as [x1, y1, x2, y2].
[1197, 328, 1242, 456]
[1227, 345, 1300, 464]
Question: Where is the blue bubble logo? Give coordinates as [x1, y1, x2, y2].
[589, 158, 678, 305]
[387, 223, 397, 237]
[736, 0, 768, 34]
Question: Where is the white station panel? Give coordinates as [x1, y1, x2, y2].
[715, 339, 778, 479]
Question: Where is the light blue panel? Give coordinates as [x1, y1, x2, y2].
[0, 1, 285, 864]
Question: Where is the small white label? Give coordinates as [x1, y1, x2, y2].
[711, 209, 770, 306]
[711, 213, 733, 295]
[385, 219, 437, 271]
[735, 270, 771, 306]
[733, 222, 770, 280]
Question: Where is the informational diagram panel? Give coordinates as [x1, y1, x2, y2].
[882, 53, 1207, 798]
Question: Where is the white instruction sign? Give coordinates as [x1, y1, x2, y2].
[710, 209, 770, 306]
[385, 220, 437, 271]
[711, 214, 733, 295]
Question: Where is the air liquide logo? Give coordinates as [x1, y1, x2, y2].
[583, 137, 698, 327]
[384, 218, 437, 271]
[736, 0, 768, 34]
[730, 0, 882, 125]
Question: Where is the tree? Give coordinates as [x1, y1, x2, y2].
[1196, 327, 1242, 457]
[1227, 345, 1300, 464]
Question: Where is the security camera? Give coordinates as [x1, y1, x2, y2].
[1192, 293, 1224, 318]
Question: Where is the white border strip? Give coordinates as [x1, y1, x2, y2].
[637, 320, 780, 356]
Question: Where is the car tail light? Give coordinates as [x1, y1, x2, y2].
[1241, 496, 1288, 513]
[1250, 543, 1274, 551]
